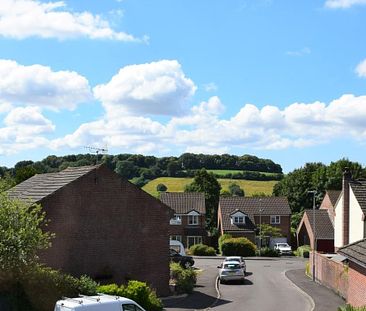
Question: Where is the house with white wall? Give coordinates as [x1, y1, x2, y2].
[334, 169, 366, 249]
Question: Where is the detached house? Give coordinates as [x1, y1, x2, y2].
[296, 190, 340, 253]
[160, 192, 207, 249]
[8, 165, 172, 296]
[217, 196, 291, 243]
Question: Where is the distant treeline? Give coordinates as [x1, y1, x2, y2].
[0, 153, 283, 185]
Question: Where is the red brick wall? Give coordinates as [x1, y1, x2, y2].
[311, 252, 348, 299]
[169, 215, 207, 247]
[39, 165, 171, 296]
[253, 215, 291, 242]
[319, 193, 335, 223]
[347, 262, 366, 307]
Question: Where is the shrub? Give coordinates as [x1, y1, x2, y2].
[98, 281, 162, 311]
[170, 263, 197, 294]
[78, 275, 99, 296]
[221, 237, 256, 257]
[156, 183, 167, 192]
[338, 305, 366, 311]
[189, 244, 216, 256]
[257, 247, 280, 257]
[295, 245, 311, 258]
[218, 234, 232, 254]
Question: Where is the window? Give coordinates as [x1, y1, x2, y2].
[233, 216, 245, 224]
[187, 236, 202, 248]
[122, 304, 144, 311]
[270, 215, 280, 224]
[170, 235, 182, 242]
[188, 215, 199, 225]
[170, 215, 182, 225]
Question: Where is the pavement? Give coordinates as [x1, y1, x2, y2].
[163, 257, 347, 311]
[286, 269, 346, 311]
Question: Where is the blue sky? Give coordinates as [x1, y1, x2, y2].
[0, 0, 366, 172]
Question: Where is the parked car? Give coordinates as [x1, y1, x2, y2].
[54, 294, 146, 311]
[170, 248, 195, 268]
[223, 256, 246, 273]
[218, 261, 245, 284]
[274, 242, 292, 255]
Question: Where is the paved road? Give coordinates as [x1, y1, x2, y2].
[215, 258, 312, 311]
[164, 257, 312, 311]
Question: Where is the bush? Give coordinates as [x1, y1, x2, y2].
[19, 266, 99, 311]
[189, 244, 216, 256]
[218, 234, 232, 254]
[156, 183, 167, 192]
[295, 245, 311, 258]
[338, 305, 366, 311]
[98, 281, 162, 311]
[170, 263, 197, 294]
[256, 247, 280, 257]
[221, 237, 256, 257]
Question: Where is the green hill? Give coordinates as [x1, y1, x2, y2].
[142, 177, 277, 198]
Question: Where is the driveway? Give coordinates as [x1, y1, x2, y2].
[164, 257, 313, 311]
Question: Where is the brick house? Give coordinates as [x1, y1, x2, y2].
[159, 192, 207, 249]
[338, 239, 366, 307]
[217, 196, 291, 243]
[296, 209, 334, 253]
[334, 170, 366, 249]
[8, 164, 172, 296]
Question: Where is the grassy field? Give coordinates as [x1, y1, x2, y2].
[142, 177, 277, 198]
[206, 169, 279, 177]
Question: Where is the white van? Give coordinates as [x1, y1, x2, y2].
[169, 239, 186, 256]
[54, 295, 146, 311]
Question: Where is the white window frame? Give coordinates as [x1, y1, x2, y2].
[170, 214, 182, 225]
[170, 235, 182, 242]
[230, 211, 246, 225]
[270, 215, 281, 224]
[187, 211, 200, 225]
[187, 236, 202, 248]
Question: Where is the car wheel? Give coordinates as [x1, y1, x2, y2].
[184, 261, 191, 269]
[219, 279, 225, 284]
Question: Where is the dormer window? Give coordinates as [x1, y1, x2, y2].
[170, 215, 182, 225]
[188, 211, 200, 225]
[230, 211, 246, 225]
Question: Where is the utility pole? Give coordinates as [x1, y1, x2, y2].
[308, 190, 317, 282]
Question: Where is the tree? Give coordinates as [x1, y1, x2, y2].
[228, 183, 245, 196]
[0, 193, 53, 277]
[185, 169, 221, 231]
[115, 160, 138, 179]
[167, 161, 180, 177]
[15, 165, 37, 184]
[156, 183, 167, 192]
[258, 224, 283, 238]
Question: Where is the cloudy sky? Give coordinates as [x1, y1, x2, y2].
[0, 0, 365, 172]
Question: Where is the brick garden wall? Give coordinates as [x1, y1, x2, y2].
[311, 252, 348, 299]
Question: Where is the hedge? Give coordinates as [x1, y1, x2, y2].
[221, 237, 256, 257]
[170, 263, 197, 294]
[189, 244, 216, 256]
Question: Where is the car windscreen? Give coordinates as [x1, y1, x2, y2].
[223, 263, 241, 269]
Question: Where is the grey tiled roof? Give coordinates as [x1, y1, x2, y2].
[219, 196, 290, 232]
[159, 192, 205, 214]
[327, 190, 341, 206]
[8, 165, 99, 203]
[304, 209, 334, 240]
[338, 238, 366, 268]
[350, 180, 366, 215]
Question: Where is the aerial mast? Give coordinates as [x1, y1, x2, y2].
[84, 146, 108, 165]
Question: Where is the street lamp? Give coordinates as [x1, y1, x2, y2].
[259, 199, 263, 256]
[308, 190, 317, 282]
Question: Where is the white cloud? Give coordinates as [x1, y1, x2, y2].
[286, 47, 311, 56]
[0, 102, 13, 114]
[325, 0, 366, 8]
[203, 82, 218, 92]
[355, 59, 366, 78]
[0, 59, 92, 110]
[93, 60, 197, 116]
[0, 106, 54, 154]
[0, 0, 145, 41]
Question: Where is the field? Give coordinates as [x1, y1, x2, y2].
[142, 177, 277, 198]
[206, 169, 279, 177]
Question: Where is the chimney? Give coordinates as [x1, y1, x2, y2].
[342, 167, 352, 246]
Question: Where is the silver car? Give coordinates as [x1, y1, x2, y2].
[223, 256, 246, 273]
[218, 261, 245, 284]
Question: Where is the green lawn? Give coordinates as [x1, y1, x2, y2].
[206, 169, 279, 177]
[142, 177, 277, 198]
